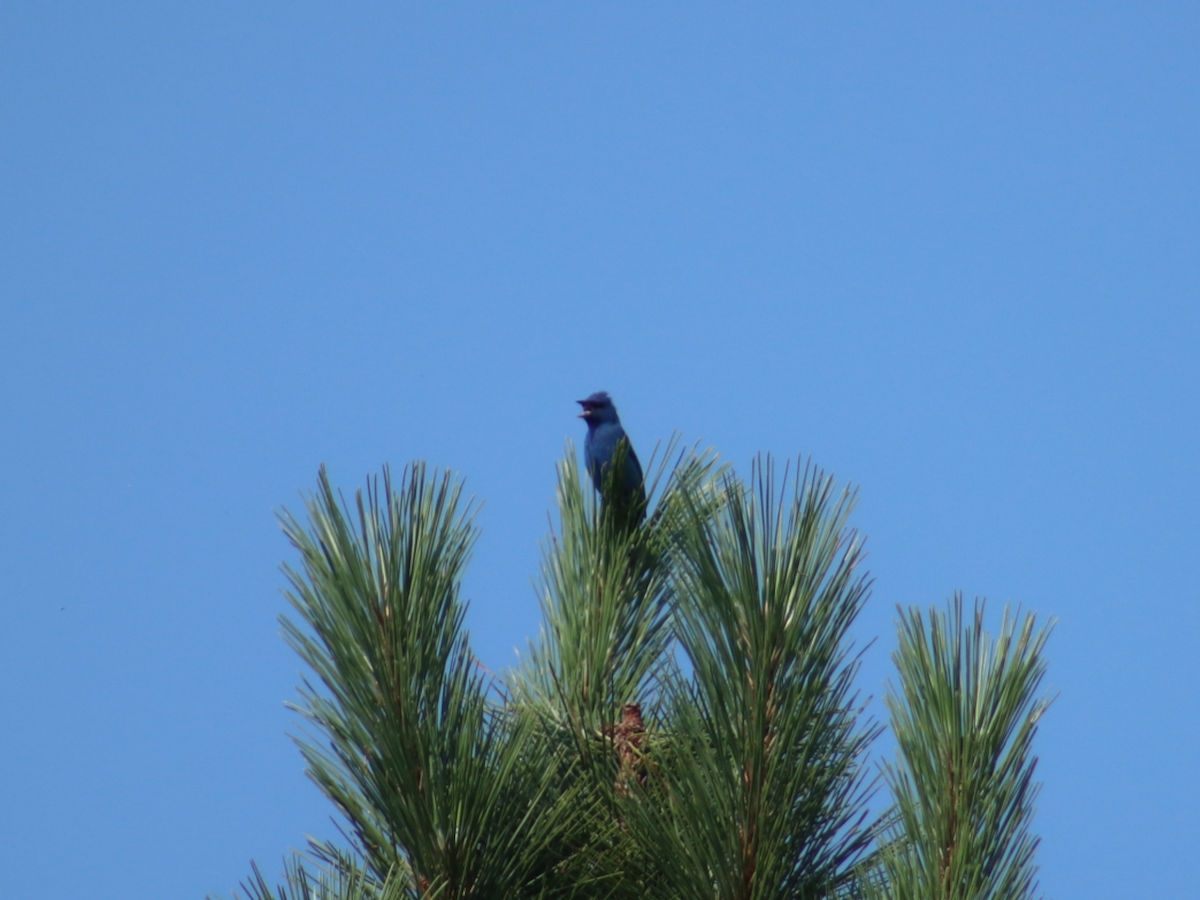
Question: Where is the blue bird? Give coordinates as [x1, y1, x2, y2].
[577, 391, 646, 521]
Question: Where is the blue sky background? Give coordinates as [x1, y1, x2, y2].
[2, 3, 1197, 898]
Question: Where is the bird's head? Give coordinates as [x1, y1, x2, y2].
[577, 391, 620, 426]
[620, 702, 645, 729]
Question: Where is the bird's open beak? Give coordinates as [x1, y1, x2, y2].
[577, 402, 591, 418]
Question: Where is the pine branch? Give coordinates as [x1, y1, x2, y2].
[276, 463, 580, 900]
[623, 455, 879, 900]
[868, 596, 1054, 900]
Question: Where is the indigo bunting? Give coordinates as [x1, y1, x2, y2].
[577, 391, 646, 522]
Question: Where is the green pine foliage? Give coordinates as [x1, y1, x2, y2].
[220, 448, 1053, 900]
[862, 599, 1054, 900]
[618, 459, 878, 900]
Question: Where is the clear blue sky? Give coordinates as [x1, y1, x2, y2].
[2, 3, 1196, 898]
